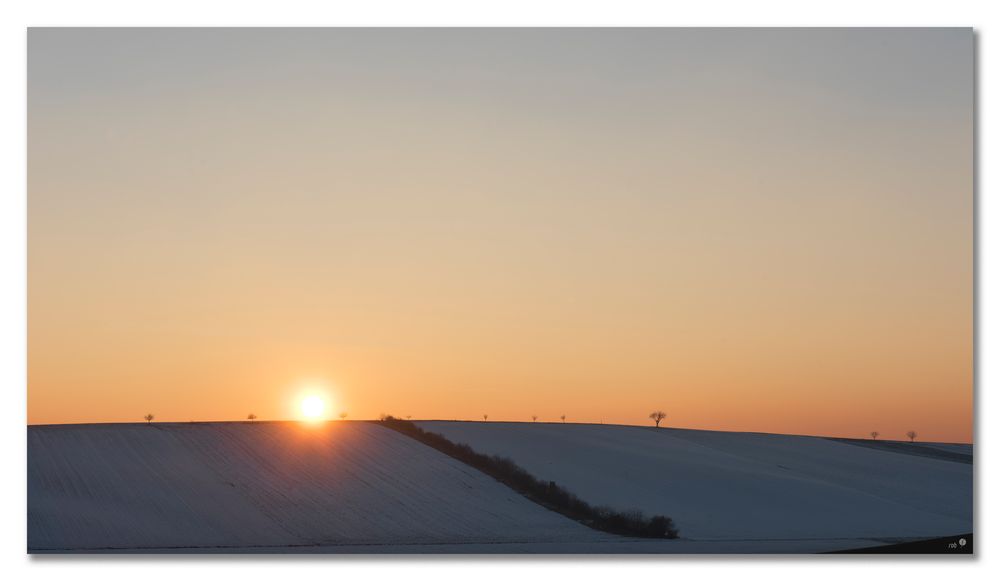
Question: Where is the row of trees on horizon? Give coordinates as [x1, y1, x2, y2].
[139, 412, 924, 441]
[872, 430, 919, 442]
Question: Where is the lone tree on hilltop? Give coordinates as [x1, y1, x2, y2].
[483, 414, 488, 421]
[560, 414, 566, 423]
[870, 431, 879, 440]
[339, 412, 348, 420]
[247, 413, 257, 423]
[906, 430, 917, 443]
[649, 411, 667, 428]
[532, 415, 538, 422]
[144, 413, 154, 424]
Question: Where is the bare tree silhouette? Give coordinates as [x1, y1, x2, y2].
[870, 431, 879, 440]
[560, 414, 566, 423]
[483, 414, 488, 422]
[649, 411, 667, 427]
[532, 415, 538, 422]
[247, 413, 257, 423]
[339, 412, 348, 420]
[144, 414, 154, 424]
[906, 430, 917, 443]
[406, 415, 412, 420]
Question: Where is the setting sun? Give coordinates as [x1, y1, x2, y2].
[300, 396, 326, 421]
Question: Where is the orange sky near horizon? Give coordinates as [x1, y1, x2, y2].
[27, 29, 973, 442]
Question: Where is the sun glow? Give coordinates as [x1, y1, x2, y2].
[299, 395, 327, 421]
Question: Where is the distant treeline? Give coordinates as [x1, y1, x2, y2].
[377, 416, 679, 539]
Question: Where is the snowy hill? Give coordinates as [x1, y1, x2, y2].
[418, 421, 973, 542]
[28, 422, 606, 552]
[29, 420, 970, 553]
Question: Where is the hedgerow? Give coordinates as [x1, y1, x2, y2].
[377, 417, 678, 539]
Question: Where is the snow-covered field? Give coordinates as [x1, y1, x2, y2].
[419, 422, 973, 543]
[28, 422, 608, 552]
[29, 420, 968, 553]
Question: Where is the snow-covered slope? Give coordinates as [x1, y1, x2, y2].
[28, 422, 606, 551]
[418, 422, 973, 541]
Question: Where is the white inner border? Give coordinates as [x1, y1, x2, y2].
[1, 1, 993, 578]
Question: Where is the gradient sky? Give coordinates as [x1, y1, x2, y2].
[28, 28, 973, 442]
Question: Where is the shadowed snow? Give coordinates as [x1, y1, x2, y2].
[418, 421, 972, 541]
[28, 422, 606, 551]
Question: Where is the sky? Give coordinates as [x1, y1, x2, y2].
[28, 28, 973, 442]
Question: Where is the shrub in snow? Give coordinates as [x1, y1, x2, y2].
[378, 416, 679, 539]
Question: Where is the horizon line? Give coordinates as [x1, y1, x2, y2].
[24, 418, 974, 445]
